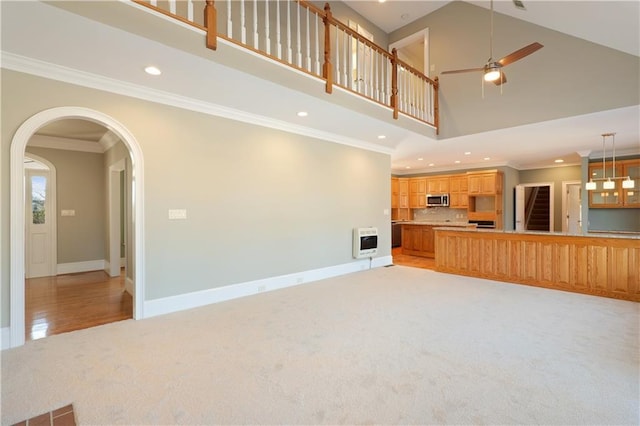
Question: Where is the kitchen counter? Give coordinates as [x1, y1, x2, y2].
[434, 227, 640, 302]
[434, 227, 640, 240]
[393, 221, 475, 227]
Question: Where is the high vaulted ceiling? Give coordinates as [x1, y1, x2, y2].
[2, 1, 639, 174]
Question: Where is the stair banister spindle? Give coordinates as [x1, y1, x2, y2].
[265, 0, 271, 55]
[342, 31, 348, 87]
[305, 7, 311, 71]
[253, 0, 258, 49]
[187, 0, 194, 22]
[226, 0, 232, 38]
[240, 0, 246, 43]
[150, 0, 157, 6]
[169, 0, 176, 14]
[315, 10, 320, 74]
[276, 0, 281, 59]
[296, 2, 302, 67]
[286, 0, 292, 63]
[335, 29, 341, 85]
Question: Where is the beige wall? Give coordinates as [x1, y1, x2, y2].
[1, 70, 391, 327]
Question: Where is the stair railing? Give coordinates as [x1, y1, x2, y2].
[524, 186, 539, 229]
[133, 0, 439, 132]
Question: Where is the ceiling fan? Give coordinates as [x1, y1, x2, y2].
[441, 0, 543, 86]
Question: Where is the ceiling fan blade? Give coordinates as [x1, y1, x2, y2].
[492, 72, 507, 86]
[441, 67, 484, 75]
[497, 42, 543, 67]
[512, 0, 526, 10]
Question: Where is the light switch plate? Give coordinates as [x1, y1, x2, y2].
[168, 209, 187, 220]
[61, 209, 75, 217]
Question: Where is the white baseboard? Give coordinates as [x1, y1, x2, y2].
[57, 260, 105, 275]
[144, 255, 393, 319]
[1, 327, 10, 351]
[120, 257, 126, 268]
[125, 277, 134, 296]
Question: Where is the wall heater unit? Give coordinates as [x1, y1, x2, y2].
[353, 227, 378, 259]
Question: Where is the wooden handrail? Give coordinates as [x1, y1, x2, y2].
[130, 0, 439, 133]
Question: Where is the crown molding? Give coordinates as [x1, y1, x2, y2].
[1, 52, 394, 156]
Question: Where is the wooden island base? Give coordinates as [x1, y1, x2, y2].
[435, 228, 640, 302]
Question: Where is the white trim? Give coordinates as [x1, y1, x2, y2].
[1, 52, 395, 156]
[1, 327, 10, 351]
[108, 159, 126, 277]
[561, 180, 582, 234]
[144, 256, 393, 318]
[10, 106, 145, 348]
[389, 28, 430, 78]
[515, 182, 555, 232]
[125, 277, 134, 296]
[57, 260, 106, 275]
[28, 134, 104, 153]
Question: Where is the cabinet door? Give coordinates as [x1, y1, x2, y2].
[421, 226, 435, 257]
[410, 178, 426, 208]
[622, 160, 640, 207]
[468, 175, 481, 194]
[391, 178, 399, 208]
[589, 164, 622, 207]
[480, 174, 496, 194]
[398, 179, 409, 208]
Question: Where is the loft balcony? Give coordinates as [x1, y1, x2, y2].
[131, 0, 439, 134]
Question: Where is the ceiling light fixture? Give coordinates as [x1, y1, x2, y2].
[377, 135, 386, 139]
[585, 132, 635, 191]
[483, 63, 501, 82]
[144, 66, 162, 76]
[464, 152, 471, 155]
[484, 157, 491, 161]
[554, 159, 564, 163]
[297, 111, 308, 117]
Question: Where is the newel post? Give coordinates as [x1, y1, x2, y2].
[204, 0, 217, 50]
[391, 48, 399, 120]
[322, 3, 333, 94]
[434, 76, 440, 135]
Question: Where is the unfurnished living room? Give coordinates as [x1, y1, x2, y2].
[1, 0, 639, 425]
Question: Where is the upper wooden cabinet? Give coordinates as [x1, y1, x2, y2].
[588, 159, 640, 208]
[468, 172, 502, 195]
[426, 177, 449, 194]
[391, 177, 399, 208]
[409, 177, 427, 208]
[449, 175, 469, 208]
[398, 178, 410, 209]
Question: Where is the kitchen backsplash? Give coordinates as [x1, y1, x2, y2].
[413, 207, 468, 222]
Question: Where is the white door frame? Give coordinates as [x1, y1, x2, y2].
[24, 154, 58, 278]
[108, 159, 126, 278]
[515, 182, 555, 232]
[389, 28, 430, 76]
[10, 106, 145, 348]
[562, 180, 582, 233]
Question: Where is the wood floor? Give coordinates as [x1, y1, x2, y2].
[25, 269, 133, 341]
[23, 251, 427, 342]
[392, 246, 436, 270]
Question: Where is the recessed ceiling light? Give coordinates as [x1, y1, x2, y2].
[297, 111, 308, 117]
[428, 163, 434, 167]
[377, 135, 386, 139]
[401, 13, 410, 20]
[555, 159, 564, 163]
[144, 66, 162, 76]
[464, 151, 471, 155]
[418, 157, 424, 161]
[454, 160, 461, 164]
[378, 0, 386, 3]
[484, 157, 491, 161]
[405, 166, 411, 169]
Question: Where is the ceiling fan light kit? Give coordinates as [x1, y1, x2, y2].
[441, 0, 543, 89]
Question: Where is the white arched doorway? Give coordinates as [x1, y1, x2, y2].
[10, 107, 145, 348]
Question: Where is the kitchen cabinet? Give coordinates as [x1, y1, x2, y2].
[391, 177, 399, 208]
[449, 175, 469, 208]
[409, 178, 427, 208]
[468, 172, 501, 195]
[398, 178, 409, 208]
[588, 159, 640, 208]
[391, 177, 412, 221]
[401, 224, 435, 258]
[427, 176, 450, 194]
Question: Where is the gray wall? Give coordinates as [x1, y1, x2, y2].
[25, 146, 106, 264]
[1, 69, 391, 327]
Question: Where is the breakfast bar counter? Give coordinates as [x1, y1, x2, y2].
[434, 228, 640, 302]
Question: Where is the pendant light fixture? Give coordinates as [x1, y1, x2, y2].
[585, 132, 635, 191]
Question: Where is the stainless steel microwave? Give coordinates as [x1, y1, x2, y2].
[426, 194, 449, 207]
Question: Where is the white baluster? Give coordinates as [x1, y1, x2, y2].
[265, 0, 271, 55]
[335, 29, 340, 85]
[187, 0, 193, 22]
[305, 7, 311, 71]
[227, 0, 232, 38]
[276, 0, 282, 59]
[241, 0, 246, 44]
[314, 11, 320, 75]
[169, 0, 176, 14]
[286, 0, 292, 63]
[150, 0, 157, 6]
[296, 3, 301, 67]
[253, 0, 258, 49]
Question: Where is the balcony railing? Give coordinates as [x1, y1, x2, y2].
[133, 0, 439, 132]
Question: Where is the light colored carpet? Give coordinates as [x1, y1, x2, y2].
[2, 266, 639, 425]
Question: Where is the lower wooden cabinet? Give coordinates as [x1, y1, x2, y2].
[402, 225, 435, 258]
[435, 229, 640, 302]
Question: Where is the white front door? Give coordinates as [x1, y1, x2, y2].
[25, 168, 54, 278]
